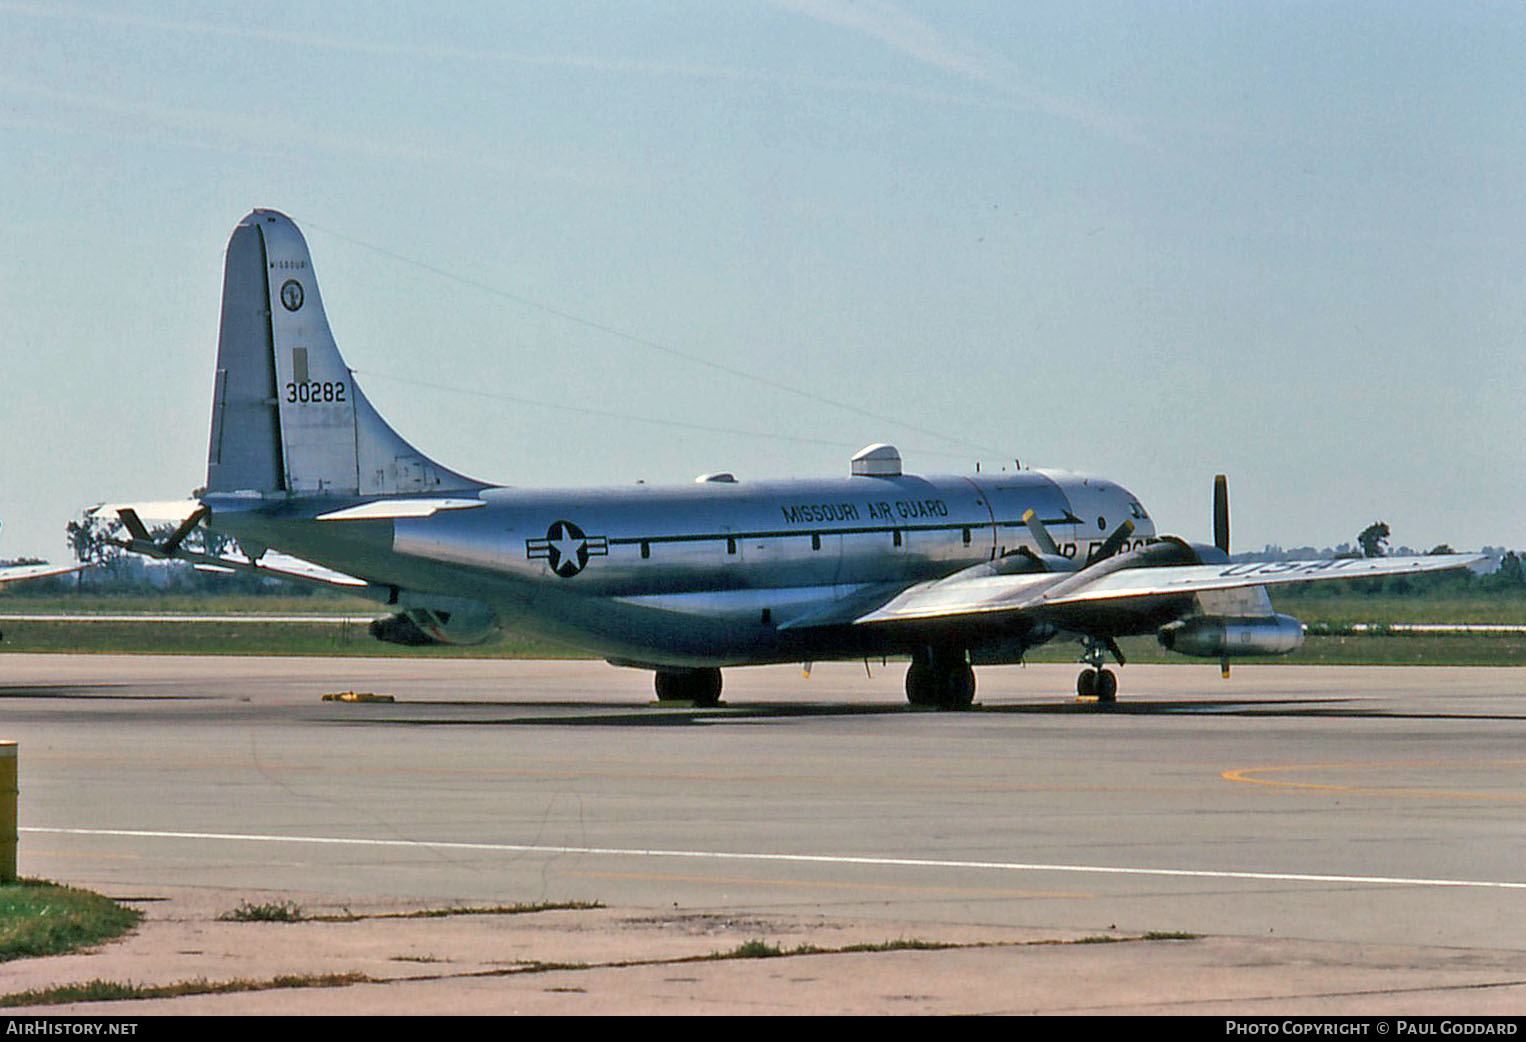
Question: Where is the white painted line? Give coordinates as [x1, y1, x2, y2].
[21, 826, 1526, 891]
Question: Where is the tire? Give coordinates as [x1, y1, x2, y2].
[905, 659, 936, 706]
[1096, 668, 1117, 703]
[941, 662, 976, 709]
[1076, 668, 1098, 699]
[654, 668, 723, 705]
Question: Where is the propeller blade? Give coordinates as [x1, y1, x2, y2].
[1021, 508, 1061, 556]
[1086, 519, 1135, 566]
[159, 506, 210, 555]
[113, 504, 209, 559]
[1213, 474, 1230, 555]
[115, 507, 152, 544]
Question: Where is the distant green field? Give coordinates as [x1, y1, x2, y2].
[0, 592, 377, 616]
[0, 618, 587, 659]
[1025, 633, 1526, 667]
[1270, 585, 1526, 625]
[2, 586, 1524, 666]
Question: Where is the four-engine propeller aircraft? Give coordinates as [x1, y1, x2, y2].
[104, 210, 1478, 708]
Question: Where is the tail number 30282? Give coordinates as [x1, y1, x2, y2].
[285, 381, 348, 404]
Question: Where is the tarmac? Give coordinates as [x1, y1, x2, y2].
[0, 655, 1522, 1016]
[5, 887, 1525, 1015]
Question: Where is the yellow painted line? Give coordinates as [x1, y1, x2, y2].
[566, 870, 1092, 900]
[1222, 760, 1526, 801]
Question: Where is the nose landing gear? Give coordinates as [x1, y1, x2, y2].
[1076, 636, 1124, 704]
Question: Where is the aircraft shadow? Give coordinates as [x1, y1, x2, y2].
[331, 696, 1526, 727]
[0, 684, 213, 702]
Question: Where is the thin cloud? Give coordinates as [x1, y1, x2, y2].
[767, 0, 1147, 144]
[1, 0, 1107, 124]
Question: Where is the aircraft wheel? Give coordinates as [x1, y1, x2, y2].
[1076, 668, 1098, 699]
[654, 671, 683, 702]
[907, 651, 972, 708]
[940, 660, 976, 709]
[694, 668, 723, 706]
[654, 668, 723, 706]
[905, 658, 936, 707]
[1095, 668, 1118, 703]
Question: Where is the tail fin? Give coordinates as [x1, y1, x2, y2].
[206, 209, 482, 498]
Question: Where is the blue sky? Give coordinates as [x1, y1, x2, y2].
[3, 1, 1523, 561]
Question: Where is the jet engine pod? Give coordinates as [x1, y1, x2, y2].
[1157, 614, 1304, 658]
[369, 595, 499, 646]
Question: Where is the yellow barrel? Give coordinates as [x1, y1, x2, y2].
[0, 742, 15, 883]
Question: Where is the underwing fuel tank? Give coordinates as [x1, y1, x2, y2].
[1156, 614, 1305, 658]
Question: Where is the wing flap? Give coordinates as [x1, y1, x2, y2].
[850, 571, 1064, 626]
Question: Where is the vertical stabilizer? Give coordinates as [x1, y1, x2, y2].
[206, 210, 483, 498]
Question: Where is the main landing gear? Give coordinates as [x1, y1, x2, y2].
[1076, 635, 1124, 704]
[904, 647, 976, 710]
[653, 667, 723, 707]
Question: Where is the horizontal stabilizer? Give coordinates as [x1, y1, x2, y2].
[315, 498, 486, 521]
[91, 500, 206, 523]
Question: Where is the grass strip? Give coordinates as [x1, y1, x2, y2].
[309, 901, 605, 922]
[0, 973, 368, 1009]
[217, 900, 604, 923]
[0, 879, 141, 963]
[0, 930, 1196, 1008]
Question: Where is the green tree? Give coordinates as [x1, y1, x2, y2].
[65, 511, 122, 567]
[1357, 522, 1390, 559]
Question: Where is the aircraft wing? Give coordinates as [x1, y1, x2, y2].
[0, 562, 83, 584]
[853, 553, 1485, 626]
[192, 550, 374, 590]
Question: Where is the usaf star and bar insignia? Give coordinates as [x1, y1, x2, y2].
[526, 520, 608, 578]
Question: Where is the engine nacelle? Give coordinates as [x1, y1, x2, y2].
[1157, 614, 1304, 658]
[369, 596, 498, 647]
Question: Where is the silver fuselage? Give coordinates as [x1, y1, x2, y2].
[209, 467, 1156, 667]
